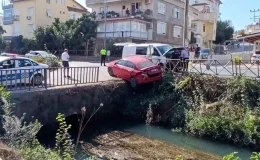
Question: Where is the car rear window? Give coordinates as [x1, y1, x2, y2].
[137, 61, 155, 69]
[256, 51, 260, 54]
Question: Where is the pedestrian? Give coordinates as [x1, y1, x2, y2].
[100, 48, 107, 66]
[61, 48, 70, 78]
[180, 47, 189, 71]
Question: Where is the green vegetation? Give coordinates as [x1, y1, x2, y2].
[215, 20, 234, 44]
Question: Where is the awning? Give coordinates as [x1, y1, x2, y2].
[237, 32, 260, 43]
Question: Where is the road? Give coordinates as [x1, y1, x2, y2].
[7, 61, 260, 92]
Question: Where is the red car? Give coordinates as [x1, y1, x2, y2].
[107, 56, 162, 88]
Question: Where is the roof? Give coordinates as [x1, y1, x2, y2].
[114, 43, 135, 46]
[123, 56, 150, 64]
[67, 6, 87, 12]
[126, 43, 169, 47]
[72, 0, 88, 11]
[237, 32, 260, 43]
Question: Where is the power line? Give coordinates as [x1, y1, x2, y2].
[250, 9, 260, 23]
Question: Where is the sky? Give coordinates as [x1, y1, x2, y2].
[0, 0, 258, 31]
[219, 0, 260, 31]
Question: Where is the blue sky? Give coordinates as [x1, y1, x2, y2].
[219, 0, 260, 31]
[0, 0, 258, 31]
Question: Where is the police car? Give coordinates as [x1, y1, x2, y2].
[0, 56, 48, 86]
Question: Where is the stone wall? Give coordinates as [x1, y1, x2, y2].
[11, 81, 129, 125]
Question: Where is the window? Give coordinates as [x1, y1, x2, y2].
[157, 21, 166, 35]
[14, 24, 20, 36]
[53, 0, 57, 3]
[61, 0, 65, 5]
[136, 47, 147, 55]
[203, 24, 206, 32]
[116, 60, 126, 66]
[47, 9, 52, 17]
[125, 61, 135, 68]
[137, 61, 154, 69]
[153, 48, 160, 56]
[174, 8, 180, 19]
[157, 45, 173, 54]
[28, 24, 35, 33]
[28, 7, 34, 16]
[0, 60, 15, 69]
[46, 0, 50, 3]
[17, 59, 32, 68]
[158, 2, 166, 14]
[173, 26, 182, 38]
[31, 61, 39, 66]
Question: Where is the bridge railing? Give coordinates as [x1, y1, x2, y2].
[162, 58, 260, 78]
[0, 67, 99, 91]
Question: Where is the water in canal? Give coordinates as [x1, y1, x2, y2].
[78, 121, 253, 160]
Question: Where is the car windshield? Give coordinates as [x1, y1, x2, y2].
[201, 49, 210, 53]
[156, 45, 173, 54]
[137, 61, 155, 69]
[37, 51, 50, 57]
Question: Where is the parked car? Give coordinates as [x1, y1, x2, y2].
[251, 50, 260, 63]
[107, 56, 162, 88]
[25, 51, 57, 59]
[122, 43, 174, 67]
[1, 53, 19, 57]
[0, 56, 48, 85]
[200, 48, 210, 59]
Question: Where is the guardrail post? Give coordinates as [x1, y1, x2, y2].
[97, 67, 99, 82]
[44, 68, 47, 89]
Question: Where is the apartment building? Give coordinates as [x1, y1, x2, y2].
[86, 0, 185, 46]
[2, 0, 87, 40]
[189, 0, 222, 48]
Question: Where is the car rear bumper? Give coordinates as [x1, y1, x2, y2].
[137, 74, 162, 84]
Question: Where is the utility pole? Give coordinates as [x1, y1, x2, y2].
[184, 0, 189, 47]
[250, 9, 260, 23]
[104, 0, 107, 49]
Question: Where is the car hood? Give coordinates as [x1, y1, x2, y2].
[39, 63, 49, 68]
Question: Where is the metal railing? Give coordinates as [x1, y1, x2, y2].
[162, 59, 260, 78]
[1, 67, 99, 91]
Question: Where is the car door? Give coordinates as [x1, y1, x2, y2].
[0, 59, 16, 85]
[151, 48, 161, 65]
[123, 61, 135, 80]
[16, 59, 36, 84]
[113, 60, 127, 78]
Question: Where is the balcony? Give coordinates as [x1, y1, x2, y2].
[97, 31, 148, 40]
[198, 12, 217, 23]
[94, 9, 153, 21]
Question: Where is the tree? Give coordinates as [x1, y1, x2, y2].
[34, 13, 98, 53]
[237, 29, 246, 36]
[215, 20, 234, 44]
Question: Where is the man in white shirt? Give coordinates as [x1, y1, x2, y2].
[180, 48, 189, 71]
[61, 48, 70, 78]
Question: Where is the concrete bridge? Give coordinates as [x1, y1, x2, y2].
[11, 81, 128, 125]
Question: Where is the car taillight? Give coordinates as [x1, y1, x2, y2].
[252, 55, 256, 58]
[141, 73, 148, 77]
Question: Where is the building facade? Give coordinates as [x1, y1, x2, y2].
[2, 0, 87, 40]
[245, 24, 260, 35]
[86, 0, 185, 46]
[189, 0, 222, 48]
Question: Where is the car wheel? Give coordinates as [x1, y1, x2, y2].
[31, 74, 43, 85]
[130, 78, 138, 89]
[108, 67, 115, 77]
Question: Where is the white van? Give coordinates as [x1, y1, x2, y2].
[122, 43, 173, 66]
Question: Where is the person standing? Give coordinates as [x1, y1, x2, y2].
[180, 47, 189, 71]
[61, 48, 70, 78]
[100, 48, 107, 66]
